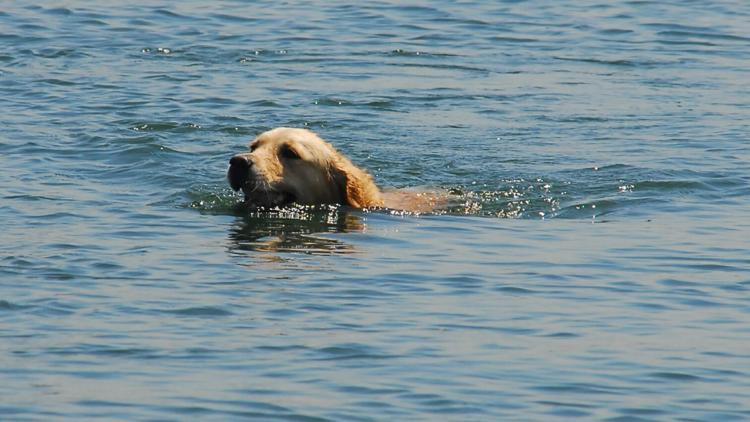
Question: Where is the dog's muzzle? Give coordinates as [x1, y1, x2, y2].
[227, 155, 251, 191]
[227, 154, 297, 207]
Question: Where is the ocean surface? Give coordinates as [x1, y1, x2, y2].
[2, 1, 749, 420]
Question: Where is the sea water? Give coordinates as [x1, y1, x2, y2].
[1, 1, 749, 420]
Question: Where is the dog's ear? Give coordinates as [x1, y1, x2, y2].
[329, 155, 383, 208]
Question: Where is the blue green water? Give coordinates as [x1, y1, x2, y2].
[2, 1, 749, 420]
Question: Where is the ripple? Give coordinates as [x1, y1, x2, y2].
[210, 13, 260, 24]
[553, 56, 668, 68]
[161, 306, 233, 317]
[31, 48, 87, 59]
[47, 345, 160, 358]
[154, 9, 193, 20]
[648, 372, 704, 382]
[488, 35, 540, 43]
[388, 61, 490, 74]
[42, 7, 73, 16]
[495, 286, 539, 295]
[36, 78, 77, 86]
[313, 97, 398, 110]
[542, 332, 580, 338]
[387, 48, 457, 57]
[534, 383, 622, 396]
[656, 30, 750, 43]
[128, 121, 203, 133]
[185, 97, 240, 105]
[314, 344, 396, 361]
[0, 300, 28, 311]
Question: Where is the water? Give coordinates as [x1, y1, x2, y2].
[2, 0, 749, 420]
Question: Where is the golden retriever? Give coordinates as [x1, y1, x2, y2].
[228, 127, 447, 213]
[228, 127, 383, 208]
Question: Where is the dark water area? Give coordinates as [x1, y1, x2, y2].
[2, 1, 749, 420]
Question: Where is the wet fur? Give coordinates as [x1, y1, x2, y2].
[229, 128, 383, 208]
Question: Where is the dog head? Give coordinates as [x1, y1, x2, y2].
[228, 127, 382, 208]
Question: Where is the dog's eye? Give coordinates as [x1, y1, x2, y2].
[279, 145, 301, 160]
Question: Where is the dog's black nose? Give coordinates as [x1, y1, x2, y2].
[229, 155, 250, 168]
[228, 155, 251, 191]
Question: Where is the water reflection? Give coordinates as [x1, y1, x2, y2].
[226, 204, 365, 255]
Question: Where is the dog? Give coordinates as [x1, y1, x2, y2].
[228, 127, 448, 213]
[228, 127, 383, 208]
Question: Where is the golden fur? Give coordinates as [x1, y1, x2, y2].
[228, 128, 383, 208]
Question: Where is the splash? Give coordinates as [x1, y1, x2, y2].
[182, 178, 570, 220]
